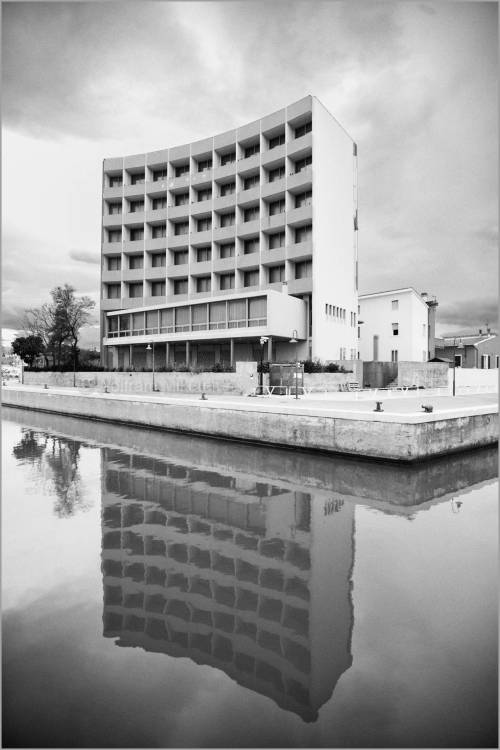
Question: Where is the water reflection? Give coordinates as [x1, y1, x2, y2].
[101, 448, 355, 722]
[12, 428, 90, 518]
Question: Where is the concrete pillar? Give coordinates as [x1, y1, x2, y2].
[186, 341, 190, 367]
[230, 339, 235, 367]
[267, 336, 273, 362]
[166, 342, 170, 366]
[129, 345, 133, 369]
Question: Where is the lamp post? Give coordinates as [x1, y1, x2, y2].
[259, 337, 268, 395]
[146, 343, 155, 392]
[289, 329, 299, 399]
[452, 338, 464, 396]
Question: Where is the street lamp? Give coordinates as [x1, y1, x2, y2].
[146, 343, 156, 392]
[259, 337, 268, 395]
[452, 338, 464, 396]
[289, 329, 299, 399]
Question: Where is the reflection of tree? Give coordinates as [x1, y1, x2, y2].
[12, 429, 91, 517]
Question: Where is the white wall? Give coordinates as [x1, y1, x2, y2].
[449, 367, 499, 394]
[359, 289, 429, 362]
[311, 99, 358, 361]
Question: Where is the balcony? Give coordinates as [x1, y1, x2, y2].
[189, 228, 212, 247]
[213, 194, 236, 212]
[260, 247, 286, 265]
[122, 268, 144, 281]
[103, 213, 123, 228]
[102, 270, 122, 282]
[122, 240, 145, 253]
[213, 162, 237, 181]
[101, 298, 124, 311]
[237, 186, 260, 207]
[145, 238, 168, 252]
[287, 278, 312, 295]
[261, 143, 286, 167]
[123, 183, 146, 199]
[102, 242, 123, 255]
[103, 185, 123, 200]
[168, 204, 190, 221]
[261, 176, 286, 199]
[213, 225, 236, 242]
[286, 204, 312, 227]
[237, 218, 260, 239]
[123, 210, 146, 226]
[145, 208, 168, 223]
[261, 213, 286, 232]
[191, 168, 213, 188]
[287, 239, 312, 262]
[190, 260, 212, 277]
[167, 174, 191, 191]
[145, 179, 168, 196]
[168, 233, 190, 249]
[145, 267, 167, 281]
[166, 263, 189, 278]
[212, 257, 236, 273]
[236, 252, 260, 270]
[237, 153, 260, 175]
[190, 198, 213, 217]
[143, 294, 167, 307]
[287, 131, 312, 158]
[287, 166, 312, 192]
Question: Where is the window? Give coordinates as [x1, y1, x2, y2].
[220, 212, 235, 227]
[392, 323, 399, 336]
[496, 356, 499, 369]
[108, 174, 122, 188]
[197, 217, 212, 232]
[197, 247, 211, 262]
[151, 281, 166, 296]
[130, 172, 145, 185]
[481, 354, 490, 369]
[249, 297, 266, 325]
[174, 250, 188, 265]
[129, 199, 144, 213]
[294, 121, 312, 138]
[268, 166, 285, 183]
[151, 224, 166, 239]
[244, 206, 259, 222]
[152, 167, 167, 182]
[295, 260, 312, 279]
[268, 199, 285, 216]
[197, 158, 212, 172]
[268, 133, 285, 149]
[175, 193, 189, 206]
[391, 299, 399, 310]
[174, 279, 188, 295]
[174, 221, 189, 236]
[422, 324, 427, 336]
[295, 224, 312, 243]
[108, 202, 122, 215]
[197, 188, 212, 202]
[107, 317, 118, 335]
[295, 190, 312, 208]
[219, 273, 235, 290]
[220, 151, 236, 166]
[152, 196, 167, 210]
[243, 270, 259, 287]
[244, 142, 260, 158]
[268, 231, 285, 249]
[129, 254, 143, 269]
[294, 155, 312, 173]
[220, 242, 235, 258]
[220, 181, 235, 197]
[151, 252, 166, 267]
[210, 301, 226, 328]
[128, 282, 143, 298]
[244, 237, 259, 254]
[108, 229, 122, 243]
[243, 174, 259, 190]
[269, 265, 285, 283]
[107, 283, 121, 299]
[196, 276, 211, 293]
[129, 228, 144, 241]
[192, 305, 208, 330]
[175, 164, 189, 177]
[391, 350, 398, 363]
[107, 256, 121, 271]
[455, 354, 463, 368]
[228, 299, 247, 327]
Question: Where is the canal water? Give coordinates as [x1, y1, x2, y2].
[2, 407, 498, 749]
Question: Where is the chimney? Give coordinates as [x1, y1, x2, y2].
[479, 329, 482, 335]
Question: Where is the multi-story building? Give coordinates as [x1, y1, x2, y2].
[100, 96, 358, 369]
[358, 288, 438, 363]
[434, 330, 498, 368]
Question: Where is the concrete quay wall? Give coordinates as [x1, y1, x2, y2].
[3, 387, 498, 463]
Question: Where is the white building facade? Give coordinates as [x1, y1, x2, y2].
[358, 288, 438, 362]
[100, 96, 358, 369]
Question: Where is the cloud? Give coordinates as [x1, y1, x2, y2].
[69, 249, 100, 265]
[437, 298, 498, 330]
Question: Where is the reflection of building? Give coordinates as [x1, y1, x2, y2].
[101, 448, 355, 722]
[358, 288, 438, 362]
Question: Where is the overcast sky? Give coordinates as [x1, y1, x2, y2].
[2, 0, 498, 346]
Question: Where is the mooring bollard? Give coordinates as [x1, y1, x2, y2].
[374, 401, 384, 412]
[200, 392, 207, 400]
[421, 404, 433, 413]
[44, 384, 49, 389]
[103, 386, 108, 393]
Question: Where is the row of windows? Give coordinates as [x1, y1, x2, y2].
[106, 223, 312, 245]
[106, 123, 312, 187]
[105, 261, 311, 299]
[325, 304, 356, 326]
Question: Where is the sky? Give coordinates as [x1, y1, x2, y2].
[2, 0, 498, 348]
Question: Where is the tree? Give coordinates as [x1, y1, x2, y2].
[20, 304, 57, 368]
[11, 335, 44, 367]
[51, 284, 95, 370]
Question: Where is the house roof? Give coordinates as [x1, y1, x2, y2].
[435, 332, 497, 348]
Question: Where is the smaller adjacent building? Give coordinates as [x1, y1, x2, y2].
[358, 288, 437, 363]
[434, 330, 499, 369]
